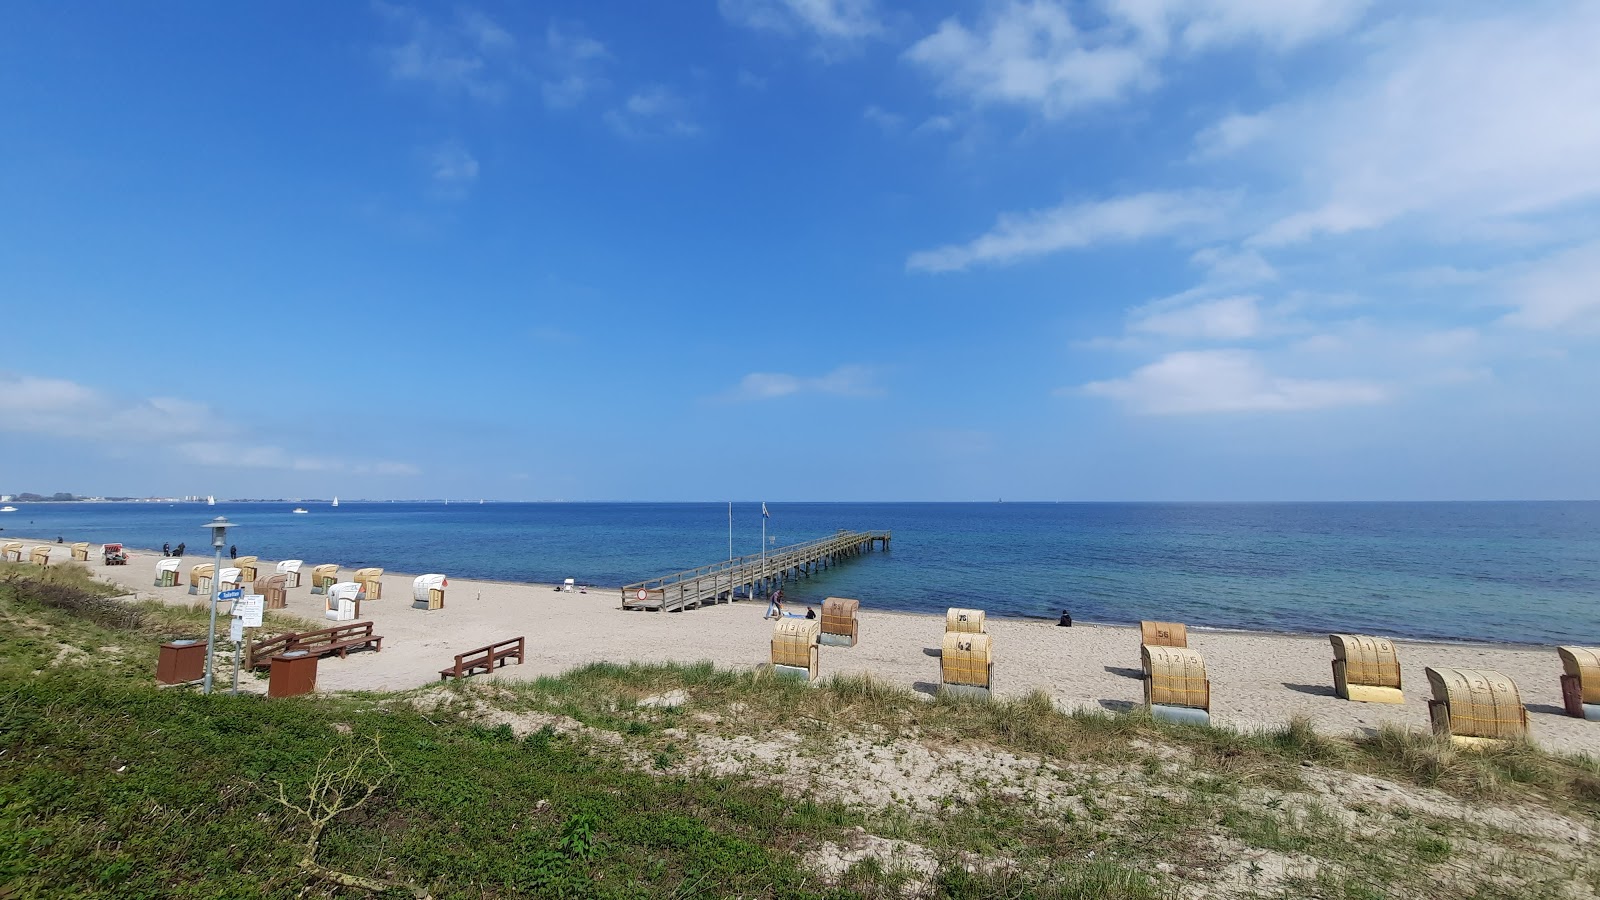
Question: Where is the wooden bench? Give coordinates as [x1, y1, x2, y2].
[440, 636, 525, 680]
[248, 621, 383, 669]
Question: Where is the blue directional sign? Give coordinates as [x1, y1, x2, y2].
[218, 588, 243, 601]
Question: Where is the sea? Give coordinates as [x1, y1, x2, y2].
[4, 501, 1597, 646]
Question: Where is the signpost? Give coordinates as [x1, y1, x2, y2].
[228, 592, 262, 694]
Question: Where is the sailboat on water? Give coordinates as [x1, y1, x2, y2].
[332, 496, 339, 508]
[206, 495, 215, 506]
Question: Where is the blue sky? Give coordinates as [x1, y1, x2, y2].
[3, 0, 1598, 501]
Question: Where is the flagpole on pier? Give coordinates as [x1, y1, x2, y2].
[761, 502, 768, 596]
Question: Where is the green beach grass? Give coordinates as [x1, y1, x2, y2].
[1, 562, 1596, 898]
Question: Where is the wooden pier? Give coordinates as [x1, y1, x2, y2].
[621, 530, 891, 612]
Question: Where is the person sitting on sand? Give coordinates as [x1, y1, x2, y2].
[174, 542, 185, 556]
[764, 588, 785, 620]
[805, 606, 816, 619]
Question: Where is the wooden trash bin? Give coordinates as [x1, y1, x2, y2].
[70, 542, 90, 561]
[1143, 645, 1210, 725]
[820, 597, 860, 647]
[269, 650, 318, 698]
[1330, 634, 1403, 703]
[1, 541, 21, 562]
[189, 563, 214, 595]
[276, 559, 304, 588]
[413, 574, 447, 610]
[940, 630, 993, 700]
[29, 545, 51, 567]
[255, 574, 288, 610]
[945, 607, 986, 634]
[234, 556, 259, 582]
[154, 558, 181, 587]
[1140, 620, 1188, 649]
[1425, 667, 1528, 746]
[1556, 647, 1600, 721]
[309, 564, 339, 594]
[771, 619, 820, 681]
[156, 639, 206, 685]
[354, 567, 384, 600]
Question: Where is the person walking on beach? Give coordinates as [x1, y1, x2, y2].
[229, 544, 237, 560]
[764, 587, 785, 620]
[162, 542, 171, 557]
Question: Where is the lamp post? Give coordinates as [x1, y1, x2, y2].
[201, 516, 234, 695]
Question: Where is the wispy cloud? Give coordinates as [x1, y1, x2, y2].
[719, 0, 884, 45]
[427, 141, 479, 196]
[723, 364, 883, 401]
[1130, 295, 1263, 341]
[1079, 349, 1386, 414]
[0, 373, 420, 475]
[374, 3, 517, 102]
[605, 86, 699, 139]
[540, 21, 610, 108]
[905, 0, 1366, 120]
[908, 190, 1230, 273]
[1500, 240, 1600, 332]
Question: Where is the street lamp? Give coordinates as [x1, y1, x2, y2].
[201, 516, 235, 695]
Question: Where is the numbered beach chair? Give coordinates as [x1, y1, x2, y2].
[1329, 634, 1404, 703]
[1140, 620, 1187, 648]
[1143, 645, 1211, 725]
[1557, 647, 1600, 721]
[1, 542, 21, 562]
[945, 607, 986, 635]
[69, 542, 90, 561]
[354, 567, 383, 600]
[1424, 667, 1528, 746]
[325, 582, 362, 621]
[255, 574, 289, 610]
[819, 597, 860, 647]
[189, 563, 214, 595]
[233, 556, 259, 582]
[276, 559, 304, 588]
[309, 564, 339, 594]
[940, 630, 993, 700]
[29, 546, 52, 567]
[154, 557, 182, 587]
[413, 574, 447, 610]
[771, 618, 820, 681]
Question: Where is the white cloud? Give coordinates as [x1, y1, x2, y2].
[908, 190, 1229, 273]
[375, 4, 516, 102]
[1111, 0, 1371, 52]
[428, 141, 479, 194]
[1191, 111, 1270, 159]
[1080, 349, 1386, 414]
[1501, 241, 1600, 332]
[862, 105, 903, 132]
[605, 86, 698, 139]
[0, 373, 419, 475]
[905, 0, 1366, 119]
[1189, 246, 1275, 284]
[726, 364, 882, 401]
[906, 1, 1156, 118]
[1239, 5, 1600, 245]
[541, 22, 610, 108]
[1131, 295, 1262, 340]
[719, 0, 883, 42]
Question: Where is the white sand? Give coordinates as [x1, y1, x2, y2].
[17, 540, 1600, 755]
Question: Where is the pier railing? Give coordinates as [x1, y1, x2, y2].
[622, 529, 889, 612]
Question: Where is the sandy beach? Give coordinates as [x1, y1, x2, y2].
[15, 538, 1598, 755]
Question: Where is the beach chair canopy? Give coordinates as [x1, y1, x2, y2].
[1140, 621, 1188, 648]
[945, 607, 986, 634]
[157, 558, 181, 573]
[219, 567, 242, 584]
[771, 618, 820, 669]
[192, 563, 214, 577]
[412, 574, 447, 601]
[1143, 645, 1210, 710]
[1330, 634, 1402, 689]
[355, 567, 384, 579]
[326, 582, 362, 601]
[940, 630, 992, 688]
[1424, 667, 1527, 741]
[277, 560, 303, 574]
[255, 574, 287, 592]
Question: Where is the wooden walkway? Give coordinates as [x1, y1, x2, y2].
[622, 530, 891, 612]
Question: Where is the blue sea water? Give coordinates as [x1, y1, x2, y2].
[5, 501, 1598, 646]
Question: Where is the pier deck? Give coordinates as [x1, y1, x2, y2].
[622, 530, 890, 612]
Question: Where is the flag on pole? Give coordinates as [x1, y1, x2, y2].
[762, 502, 769, 518]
